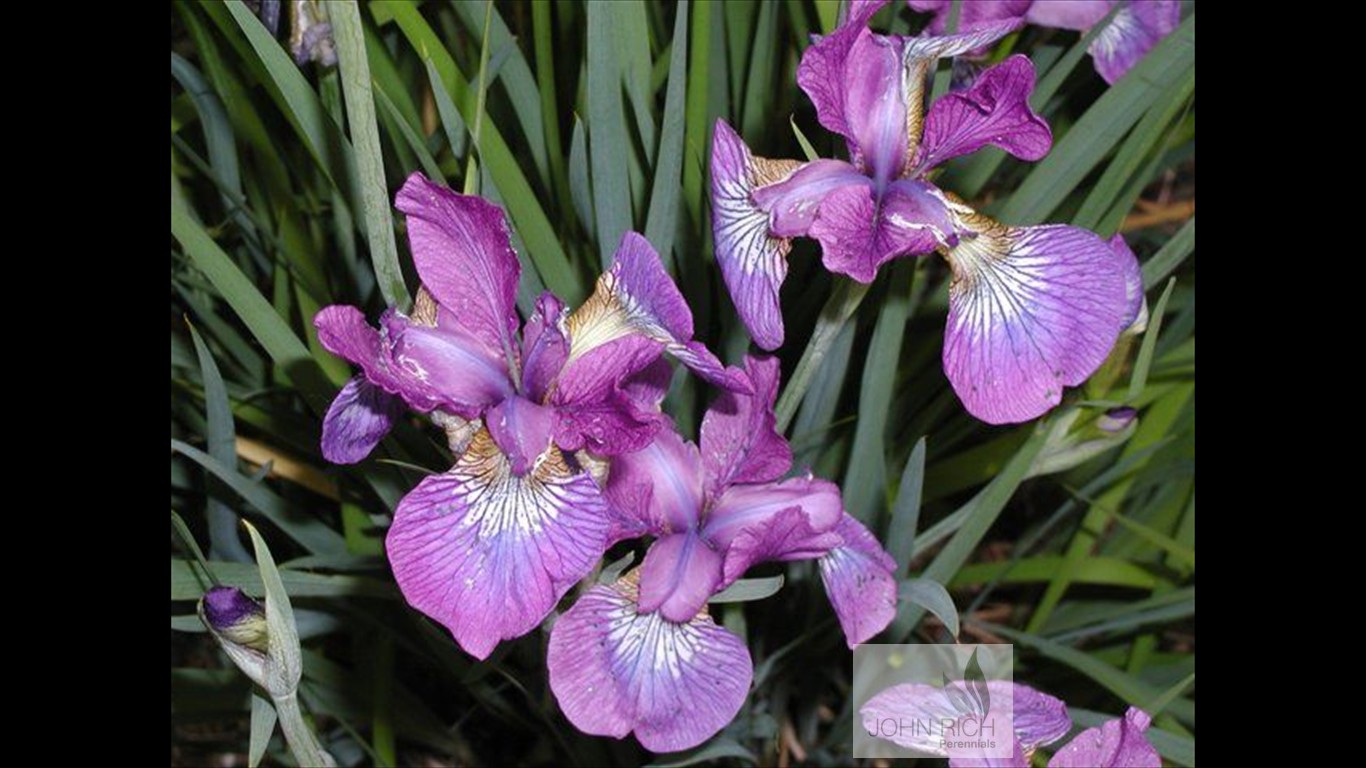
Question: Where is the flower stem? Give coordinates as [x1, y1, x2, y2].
[774, 278, 871, 432]
[273, 692, 336, 767]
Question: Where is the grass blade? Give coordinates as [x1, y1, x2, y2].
[885, 437, 927, 575]
[1141, 217, 1195, 290]
[644, 0, 690, 266]
[587, 0, 634, 266]
[188, 323, 250, 562]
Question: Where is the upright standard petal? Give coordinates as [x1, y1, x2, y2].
[818, 514, 898, 647]
[320, 376, 404, 464]
[395, 173, 521, 363]
[605, 428, 705, 536]
[386, 430, 610, 659]
[711, 119, 796, 351]
[915, 55, 1052, 173]
[909, 0, 1031, 35]
[843, 27, 910, 183]
[637, 533, 725, 622]
[700, 355, 791, 499]
[810, 181, 949, 283]
[1088, 1, 1181, 85]
[795, 0, 888, 144]
[521, 292, 570, 402]
[941, 212, 1127, 424]
[547, 576, 753, 753]
[1048, 707, 1159, 767]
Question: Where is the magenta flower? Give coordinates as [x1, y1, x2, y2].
[712, 1, 1140, 424]
[547, 356, 898, 752]
[1048, 707, 1161, 767]
[314, 172, 743, 659]
[912, 1, 1181, 85]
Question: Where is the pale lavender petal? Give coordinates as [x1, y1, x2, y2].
[943, 217, 1128, 424]
[637, 533, 725, 622]
[605, 428, 704, 535]
[485, 396, 557, 476]
[861, 682, 960, 754]
[752, 160, 869, 238]
[949, 740, 1030, 767]
[910, 0, 1032, 35]
[819, 513, 897, 647]
[320, 376, 403, 464]
[384, 312, 515, 418]
[796, 0, 887, 143]
[711, 119, 792, 351]
[700, 355, 791, 498]
[386, 431, 611, 659]
[844, 27, 909, 183]
[395, 173, 520, 363]
[915, 55, 1051, 173]
[1048, 708, 1158, 767]
[521, 292, 569, 402]
[811, 182, 949, 283]
[1089, 1, 1180, 84]
[1011, 684, 1074, 751]
[1025, 0, 1111, 30]
[721, 506, 842, 586]
[547, 577, 753, 753]
[862, 681, 1068, 758]
[705, 475, 844, 552]
[1108, 234, 1146, 332]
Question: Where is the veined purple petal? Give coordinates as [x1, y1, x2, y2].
[810, 182, 949, 283]
[1108, 234, 1147, 333]
[862, 681, 1069, 759]
[395, 173, 520, 364]
[796, 0, 888, 144]
[721, 506, 843, 586]
[553, 391, 666, 457]
[909, 0, 1032, 35]
[700, 355, 792, 499]
[844, 27, 909, 183]
[384, 311, 516, 418]
[551, 333, 668, 456]
[942, 214, 1128, 424]
[915, 55, 1051, 173]
[606, 428, 705, 536]
[752, 160, 869, 238]
[485, 396, 557, 476]
[315, 305, 441, 412]
[320, 376, 404, 464]
[386, 430, 610, 659]
[705, 475, 844, 551]
[547, 576, 753, 753]
[819, 513, 897, 647]
[1089, 1, 1181, 84]
[710, 119, 794, 351]
[637, 533, 724, 622]
[521, 292, 569, 402]
[1047, 707, 1159, 767]
[1025, 0, 1110, 30]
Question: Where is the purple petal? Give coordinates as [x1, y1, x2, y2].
[395, 173, 520, 363]
[942, 218, 1128, 424]
[315, 305, 441, 411]
[706, 475, 844, 554]
[915, 55, 1052, 173]
[721, 506, 843, 586]
[710, 119, 795, 351]
[605, 428, 705, 535]
[1089, 1, 1181, 84]
[818, 513, 898, 647]
[1025, 0, 1111, 30]
[898, 21, 1024, 155]
[637, 533, 725, 622]
[910, 0, 1032, 35]
[621, 357, 674, 409]
[796, 0, 887, 144]
[752, 160, 869, 238]
[669, 341, 751, 393]
[547, 577, 753, 753]
[320, 376, 404, 464]
[1108, 234, 1147, 332]
[862, 681, 1069, 758]
[553, 391, 666, 457]
[384, 311, 516, 417]
[1048, 707, 1158, 767]
[844, 27, 909, 183]
[700, 355, 792, 498]
[521, 292, 570, 402]
[485, 396, 557, 476]
[386, 430, 611, 659]
[810, 182, 950, 283]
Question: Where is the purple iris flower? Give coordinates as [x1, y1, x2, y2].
[861, 680, 1159, 766]
[912, 1, 1182, 85]
[712, 0, 1141, 424]
[547, 356, 898, 752]
[314, 172, 744, 659]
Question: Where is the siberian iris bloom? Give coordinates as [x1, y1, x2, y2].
[861, 681, 1159, 766]
[911, 1, 1182, 84]
[314, 172, 743, 658]
[547, 356, 898, 752]
[712, 0, 1141, 424]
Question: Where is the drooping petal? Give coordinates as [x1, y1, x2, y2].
[751, 160, 870, 238]
[721, 506, 843, 586]
[796, 0, 888, 144]
[705, 474, 844, 554]
[909, 0, 1032, 35]
[915, 55, 1051, 173]
[386, 430, 611, 659]
[637, 533, 725, 622]
[942, 212, 1128, 424]
[605, 428, 705, 536]
[485, 396, 557, 476]
[898, 22, 1023, 158]
[818, 513, 898, 647]
[521, 292, 570, 402]
[1108, 234, 1148, 333]
[810, 181, 951, 283]
[700, 355, 791, 499]
[547, 576, 753, 753]
[320, 376, 404, 464]
[1089, 1, 1181, 85]
[395, 173, 520, 363]
[711, 119, 798, 350]
[1047, 707, 1159, 767]
[844, 27, 910, 183]
[566, 232, 748, 391]
[861, 681, 1069, 759]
